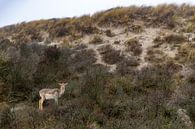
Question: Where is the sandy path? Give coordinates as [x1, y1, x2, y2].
[137, 28, 160, 70]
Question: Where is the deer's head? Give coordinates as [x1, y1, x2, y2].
[58, 81, 68, 89]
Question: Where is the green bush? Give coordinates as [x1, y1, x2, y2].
[187, 102, 195, 122]
[67, 49, 96, 73]
[106, 75, 135, 96]
[81, 67, 108, 104]
[116, 57, 139, 75]
[135, 64, 175, 92]
[0, 103, 14, 129]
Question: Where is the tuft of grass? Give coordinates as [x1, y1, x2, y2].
[145, 49, 168, 64]
[89, 35, 103, 44]
[106, 75, 135, 95]
[105, 29, 115, 37]
[135, 63, 177, 92]
[164, 34, 186, 44]
[116, 57, 139, 75]
[125, 24, 143, 33]
[153, 36, 164, 47]
[125, 37, 139, 46]
[177, 43, 195, 63]
[125, 37, 142, 56]
[113, 40, 120, 44]
[0, 102, 13, 128]
[183, 23, 195, 33]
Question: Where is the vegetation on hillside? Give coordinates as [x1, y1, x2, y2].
[0, 4, 195, 129]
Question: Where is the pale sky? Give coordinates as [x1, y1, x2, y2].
[0, 0, 195, 27]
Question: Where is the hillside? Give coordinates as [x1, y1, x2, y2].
[0, 4, 195, 129]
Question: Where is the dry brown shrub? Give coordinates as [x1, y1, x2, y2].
[177, 43, 195, 63]
[98, 45, 123, 64]
[89, 35, 103, 44]
[145, 49, 168, 63]
[105, 29, 115, 37]
[125, 24, 143, 33]
[125, 37, 142, 56]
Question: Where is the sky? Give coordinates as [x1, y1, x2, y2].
[0, 0, 195, 27]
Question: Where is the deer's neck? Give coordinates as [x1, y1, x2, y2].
[59, 87, 65, 97]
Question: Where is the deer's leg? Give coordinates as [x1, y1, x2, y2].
[39, 98, 42, 110]
[54, 98, 58, 106]
[41, 98, 45, 110]
[40, 97, 44, 110]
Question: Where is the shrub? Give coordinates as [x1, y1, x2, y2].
[164, 34, 186, 44]
[145, 49, 167, 63]
[125, 37, 142, 56]
[125, 37, 138, 46]
[153, 36, 164, 47]
[0, 102, 14, 128]
[94, 7, 132, 27]
[0, 58, 11, 82]
[89, 35, 103, 44]
[183, 16, 195, 32]
[0, 56, 34, 102]
[184, 23, 195, 33]
[125, 24, 143, 33]
[98, 45, 123, 64]
[116, 57, 139, 75]
[67, 49, 97, 73]
[81, 66, 109, 104]
[187, 102, 195, 122]
[149, 4, 177, 28]
[154, 34, 186, 45]
[33, 49, 69, 85]
[43, 45, 61, 62]
[11, 34, 26, 44]
[175, 72, 195, 123]
[135, 64, 175, 92]
[61, 37, 71, 47]
[0, 38, 13, 51]
[106, 75, 135, 96]
[113, 40, 120, 44]
[177, 43, 195, 63]
[105, 29, 115, 37]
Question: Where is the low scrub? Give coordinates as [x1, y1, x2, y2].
[116, 57, 139, 75]
[135, 63, 177, 92]
[125, 37, 142, 56]
[154, 34, 186, 47]
[105, 29, 115, 37]
[89, 35, 103, 44]
[98, 45, 124, 64]
[125, 24, 143, 33]
[145, 49, 167, 63]
[177, 43, 195, 63]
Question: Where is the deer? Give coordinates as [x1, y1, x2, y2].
[39, 81, 68, 110]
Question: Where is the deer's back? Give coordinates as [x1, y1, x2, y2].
[39, 88, 60, 99]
